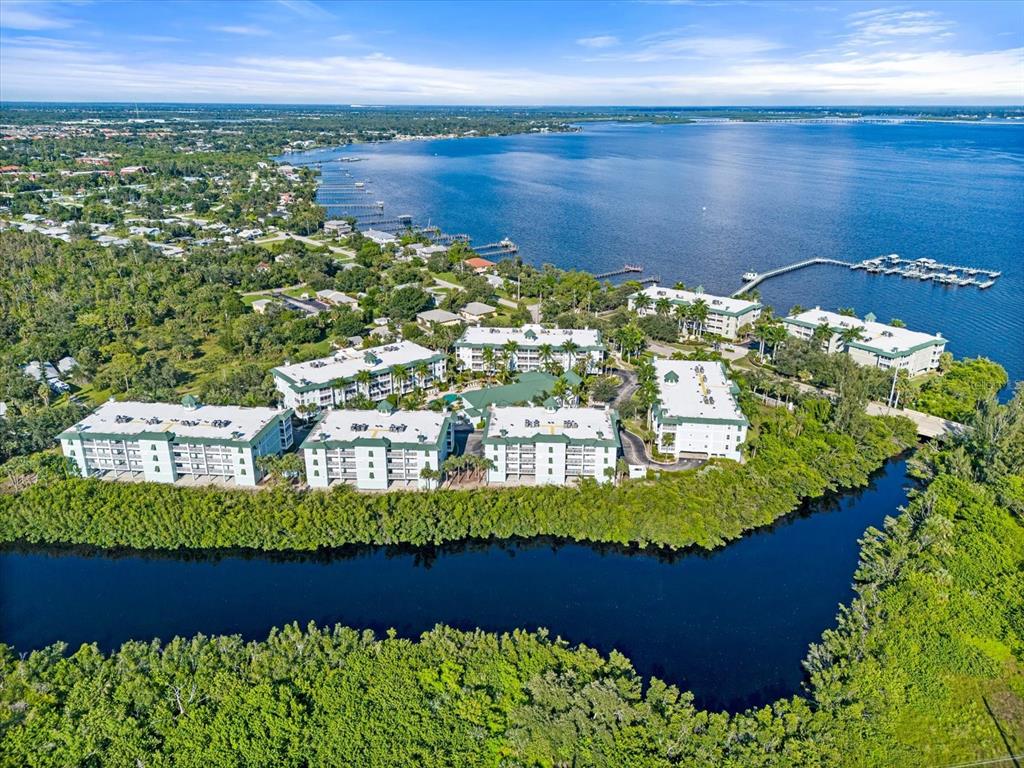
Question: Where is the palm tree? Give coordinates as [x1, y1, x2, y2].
[753, 322, 771, 360]
[673, 304, 689, 336]
[690, 299, 709, 339]
[838, 326, 866, 349]
[481, 347, 496, 380]
[572, 379, 589, 406]
[811, 322, 833, 350]
[655, 297, 671, 316]
[561, 339, 580, 371]
[765, 322, 787, 361]
[551, 376, 569, 403]
[672, 281, 687, 291]
[419, 464, 439, 490]
[632, 292, 652, 315]
[391, 363, 409, 396]
[502, 340, 519, 372]
[889, 317, 906, 328]
[414, 361, 431, 389]
[538, 343, 554, 369]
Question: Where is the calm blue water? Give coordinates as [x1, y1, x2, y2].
[1, 459, 910, 711]
[301, 122, 1024, 383]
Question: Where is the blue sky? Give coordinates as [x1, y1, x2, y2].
[1, 0, 1021, 104]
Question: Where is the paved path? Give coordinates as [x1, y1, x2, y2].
[259, 231, 354, 256]
[865, 403, 966, 438]
[645, 338, 749, 361]
[241, 282, 306, 297]
[619, 427, 650, 466]
[785, 378, 967, 438]
[434, 277, 540, 321]
[608, 367, 638, 410]
[497, 297, 542, 322]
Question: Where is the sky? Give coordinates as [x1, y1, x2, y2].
[0, 0, 1021, 105]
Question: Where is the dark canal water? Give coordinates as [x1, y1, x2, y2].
[1, 458, 911, 711]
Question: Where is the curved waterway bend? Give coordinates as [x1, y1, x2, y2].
[1, 459, 910, 712]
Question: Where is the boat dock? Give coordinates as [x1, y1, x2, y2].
[852, 254, 1001, 288]
[474, 239, 519, 257]
[595, 264, 644, 280]
[734, 253, 1003, 296]
[323, 201, 386, 212]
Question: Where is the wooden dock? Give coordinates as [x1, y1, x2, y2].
[732, 258, 854, 296]
[595, 264, 644, 280]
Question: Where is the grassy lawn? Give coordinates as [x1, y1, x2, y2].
[429, 271, 464, 285]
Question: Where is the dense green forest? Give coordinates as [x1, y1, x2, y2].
[3, 389, 1020, 767]
[771, 337, 1008, 420]
[0, 404, 915, 551]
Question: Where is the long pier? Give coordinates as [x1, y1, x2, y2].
[732, 258, 853, 296]
[323, 202, 385, 211]
[595, 264, 643, 280]
[474, 240, 519, 257]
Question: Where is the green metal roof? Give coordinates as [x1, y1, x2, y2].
[459, 371, 562, 410]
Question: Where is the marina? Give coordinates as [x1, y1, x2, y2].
[736, 253, 1002, 296]
[851, 254, 1001, 288]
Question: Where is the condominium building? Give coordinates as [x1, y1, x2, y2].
[302, 406, 454, 490]
[272, 341, 446, 413]
[629, 285, 762, 340]
[650, 360, 748, 462]
[782, 307, 946, 376]
[455, 324, 606, 375]
[482, 405, 620, 485]
[59, 397, 293, 486]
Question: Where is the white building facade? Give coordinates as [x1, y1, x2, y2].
[272, 341, 447, 413]
[59, 399, 293, 486]
[482, 405, 620, 485]
[455, 325, 606, 375]
[782, 307, 946, 376]
[650, 361, 748, 462]
[629, 285, 762, 340]
[302, 408, 454, 490]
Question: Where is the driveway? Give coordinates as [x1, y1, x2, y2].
[608, 366, 638, 410]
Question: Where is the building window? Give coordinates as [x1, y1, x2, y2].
[241, 469, 246, 475]
[313, 470, 319, 477]
[369, 472, 374, 479]
[312, 459, 318, 466]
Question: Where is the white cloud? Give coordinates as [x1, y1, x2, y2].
[585, 33, 784, 62]
[1, 33, 1020, 105]
[577, 35, 620, 49]
[0, 1, 73, 30]
[276, 0, 334, 19]
[131, 34, 186, 44]
[844, 8, 956, 48]
[211, 25, 271, 36]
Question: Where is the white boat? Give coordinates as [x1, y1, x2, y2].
[742, 271, 759, 281]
